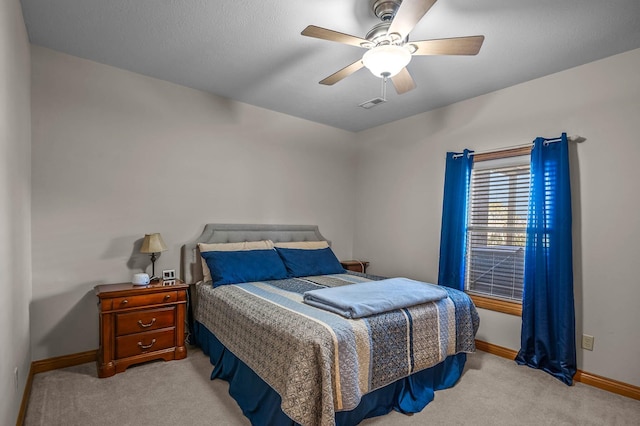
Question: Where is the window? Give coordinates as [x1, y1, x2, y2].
[464, 147, 531, 312]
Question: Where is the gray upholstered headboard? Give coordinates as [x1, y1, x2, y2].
[180, 224, 328, 284]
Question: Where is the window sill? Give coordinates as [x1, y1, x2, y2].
[467, 293, 522, 317]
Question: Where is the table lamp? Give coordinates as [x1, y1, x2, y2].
[140, 233, 167, 282]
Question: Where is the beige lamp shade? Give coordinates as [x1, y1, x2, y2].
[140, 233, 167, 254]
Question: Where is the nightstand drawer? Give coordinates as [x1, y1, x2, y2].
[115, 328, 175, 359]
[112, 291, 178, 309]
[115, 307, 175, 336]
[340, 260, 369, 273]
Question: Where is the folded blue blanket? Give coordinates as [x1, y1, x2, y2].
[303, 277, 448, 319]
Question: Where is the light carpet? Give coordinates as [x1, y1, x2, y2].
[24, 348, 639, 425]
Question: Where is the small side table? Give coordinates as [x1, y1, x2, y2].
[340, 260, 369, 274]
[95, 280, 188, 378]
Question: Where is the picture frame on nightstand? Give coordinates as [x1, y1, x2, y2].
[162, 269, 176, 280]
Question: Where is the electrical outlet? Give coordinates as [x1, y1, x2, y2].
[582, 334, 594, 351]
[14, 367, 18, 390]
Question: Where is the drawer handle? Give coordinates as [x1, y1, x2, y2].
[138, 318, 156, 328]
[121, 299, 128, 305]
[164, 294, 171, 300]
[138, 339, 157, 350]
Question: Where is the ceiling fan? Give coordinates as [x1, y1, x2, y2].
[301, 0, 484, 94]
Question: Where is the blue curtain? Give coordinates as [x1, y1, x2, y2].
[438, 149, 473, 290]
[516, 133, 576, 385]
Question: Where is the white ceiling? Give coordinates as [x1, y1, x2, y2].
[20, 0, 640, 132]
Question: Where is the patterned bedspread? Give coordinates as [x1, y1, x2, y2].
[195, 273, 479, 426]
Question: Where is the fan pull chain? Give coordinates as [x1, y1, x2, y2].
[381, 75, 388, 101]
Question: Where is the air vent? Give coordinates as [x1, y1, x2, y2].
[358, 97, 387, 109]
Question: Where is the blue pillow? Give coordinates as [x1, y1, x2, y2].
[275, 247, 345, 277]
[200, 249, 288, 287]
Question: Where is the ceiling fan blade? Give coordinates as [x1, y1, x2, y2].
[302, 25, 369, 48]
[319, 59, 364, 85]
[388, 0, 438, 40]
[411, 35, 485, 55]
[391, 67, 416, 94]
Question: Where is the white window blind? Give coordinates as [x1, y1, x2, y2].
[465, 157, 530, 301]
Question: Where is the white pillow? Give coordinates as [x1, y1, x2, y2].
[273, 241, 329, 249]
[198, 240, 275, 283]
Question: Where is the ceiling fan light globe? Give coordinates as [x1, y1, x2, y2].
[362, 45, 411, 78]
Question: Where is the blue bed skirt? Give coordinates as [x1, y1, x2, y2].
[195, 321, 467, 426]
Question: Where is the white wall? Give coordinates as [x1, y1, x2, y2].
[0, 0, 32, 424]
[30, 46, 358, 360]
[354, 48, 640, 387]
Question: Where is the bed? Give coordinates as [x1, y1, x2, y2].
[181, 224, 479, 426]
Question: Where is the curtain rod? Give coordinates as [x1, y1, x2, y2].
[452, 134, 583, 159]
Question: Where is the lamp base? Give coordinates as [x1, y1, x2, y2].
[150, 276, 161, 282]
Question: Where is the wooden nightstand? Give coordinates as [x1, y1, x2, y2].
[340, 260, 369, 273]
[95, 280, 188, 378]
